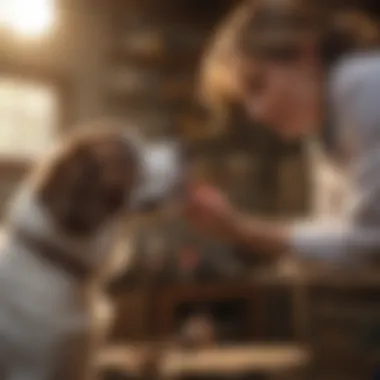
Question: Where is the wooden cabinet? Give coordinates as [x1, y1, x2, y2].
[309, 285, 380, 378]
[151, 281, 264, 340]
[110, 290, 151, 342]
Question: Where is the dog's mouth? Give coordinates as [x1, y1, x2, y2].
[136, 181, 187, 214]
[130, 139, 189, 213]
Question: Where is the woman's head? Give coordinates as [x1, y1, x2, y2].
[201, 0, 379, 141]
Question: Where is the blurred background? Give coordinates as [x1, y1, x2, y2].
[1, 0, 380, 379]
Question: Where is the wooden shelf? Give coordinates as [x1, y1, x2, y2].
[105, 94, 190, 113]
[109, 46, 201, 71]
[312, 304, 380, 320]
[163, 344, 311, 376]
[151, 281, 264, 338]
[247, 264, 380, 289]
[105, 85, 192, 106]
[97, 343, 311, 376]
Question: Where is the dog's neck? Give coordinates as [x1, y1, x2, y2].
[6, 185, 120, 274]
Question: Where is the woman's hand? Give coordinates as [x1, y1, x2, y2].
[186, 184, 237, 239]
[186, 183, 290, 256]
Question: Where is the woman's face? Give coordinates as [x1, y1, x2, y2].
[234, 57, 322, 140]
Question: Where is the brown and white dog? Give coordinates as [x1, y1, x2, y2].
[0, 126, 185, 380]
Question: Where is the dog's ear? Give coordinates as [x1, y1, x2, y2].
[35, 133, 137, 236]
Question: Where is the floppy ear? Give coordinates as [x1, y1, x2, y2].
[35, 142, 104, 236]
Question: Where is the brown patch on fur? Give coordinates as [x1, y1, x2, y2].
[34, 129, 138, 237]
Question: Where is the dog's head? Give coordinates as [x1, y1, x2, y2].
[32, 128, 185, 237]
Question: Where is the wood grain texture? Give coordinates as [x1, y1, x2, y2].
[97, 343, 311, 376]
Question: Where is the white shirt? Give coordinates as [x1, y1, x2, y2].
[291, 52, 380, 265]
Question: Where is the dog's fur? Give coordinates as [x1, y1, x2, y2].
[0, 127, 182, 380]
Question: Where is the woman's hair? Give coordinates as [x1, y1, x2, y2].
[200, 0, 380, 110]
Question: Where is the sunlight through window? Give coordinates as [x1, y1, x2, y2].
[0, 76, 58, 160]
[0, 0, 55, 39]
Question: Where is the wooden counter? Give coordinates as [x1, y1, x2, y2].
[98, 343, 311, 377]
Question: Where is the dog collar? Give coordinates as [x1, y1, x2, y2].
[15, 228, 93, 281]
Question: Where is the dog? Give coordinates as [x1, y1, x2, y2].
[0, 125, 185, 380]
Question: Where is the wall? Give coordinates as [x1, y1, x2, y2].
[0, 0, 111, 122]
[0, 0, 113, 214]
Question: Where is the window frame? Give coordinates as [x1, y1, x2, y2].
[0, 60, 70, 174]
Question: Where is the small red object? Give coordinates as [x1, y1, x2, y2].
[190, 183, 222, 203]
[180, 246, 200, 271]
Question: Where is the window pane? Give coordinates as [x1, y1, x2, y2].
[0, 76, 58, 160]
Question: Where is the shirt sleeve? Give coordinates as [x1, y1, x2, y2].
[290, 221, 380, 264]
[289, 57, 380, 265]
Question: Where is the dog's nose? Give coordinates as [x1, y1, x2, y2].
[131, 139, 188, 211]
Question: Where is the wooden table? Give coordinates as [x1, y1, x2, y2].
[162, 344, 310, 377]
[98, 343, 311, 378]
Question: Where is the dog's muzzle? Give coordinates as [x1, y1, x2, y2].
[128, 138, 187, 212]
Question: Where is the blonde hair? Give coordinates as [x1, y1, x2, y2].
[200, 0, 380, 111]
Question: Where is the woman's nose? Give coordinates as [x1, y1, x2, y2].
[244, 98, 268, 123]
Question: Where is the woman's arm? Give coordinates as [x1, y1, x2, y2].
[226, 210, 380, 265]
[228, 211, 291, 257]
[187, 186, 291, 258]
[228, 212, 342, 261]
[188, 185, 380, 265]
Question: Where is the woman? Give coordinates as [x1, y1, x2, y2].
[187, 0, 380, 266]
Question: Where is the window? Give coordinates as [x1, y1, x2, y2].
[0, 0, 55, 39]
[0, 75, 58, 161]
